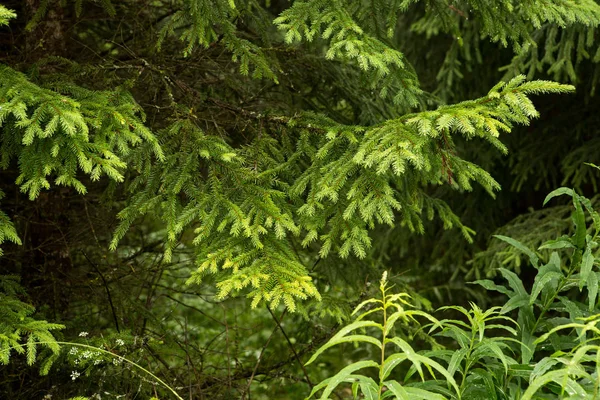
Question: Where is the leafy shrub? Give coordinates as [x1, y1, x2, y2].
[307, 187, 600, 399]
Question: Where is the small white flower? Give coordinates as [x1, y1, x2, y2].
[69, 348, 78, 355]
[115, 339, 125, 346]
[112, 358, 122, 366]
[79, 331, 89, 337]
[71, 371, 80, 381]
[82, 351, 92, 359]
[94, 359, 102, 365]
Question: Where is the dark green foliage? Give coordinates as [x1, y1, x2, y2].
[2, 0, 600, 398]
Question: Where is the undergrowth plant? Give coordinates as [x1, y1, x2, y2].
[307, 187, 600, 399]
[305, 271, 458, 399]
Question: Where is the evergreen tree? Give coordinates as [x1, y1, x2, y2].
[1, 0, 600, 398]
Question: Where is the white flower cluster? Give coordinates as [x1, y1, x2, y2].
[79, 331, 89, 337]
[115, 339, 125, 346]
[70, 371, 80, 381]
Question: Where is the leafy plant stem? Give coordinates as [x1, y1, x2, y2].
[459, 330, 476, 394]
[532, 265, 577, 335]
[379, 280, 388, 398]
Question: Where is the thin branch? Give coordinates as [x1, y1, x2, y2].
[242, 309, 287, 399]
[81, 250, 120, 333]
[267, 305, 314, 389]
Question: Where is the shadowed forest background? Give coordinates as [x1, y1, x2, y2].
[3, 0, 600, 399]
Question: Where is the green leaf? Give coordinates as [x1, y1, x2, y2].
[589, 272, 599, 311]
[471, 279, 511, 295]
[521, 370, 567, 400]
[494, 235, 539, 269]
[385, 381, 445, 400]
[501, 294, 530, 314]
[386, 337, 460, 395]
[475, 339, 511, 373]
[530, 357, 560, 382]
[357, 376, 379, 400]
[447, 347, 468, 376]
[519, 309, 537, 364]
[507, 364, 533, 379]
[381, 353, 408, 381]
[306, 360, 379, 400]
[530, 269, 562, 306]
[352, 298, 381, 316]
[305, 334, 382, 366]
[26, 335, 36, 365]
[543, 187, 574, 206]
[383, 380, 410, 400]
[403, 386, 447, 400]
[538, 237, 574, 250]
[579, 243, 594, 290]
[468, 368, 497, 400]
[498, 268, 528, 297]
[572, 194, 587, 251]
[305, 320, 382, 365]
[578, 193, 600, 235]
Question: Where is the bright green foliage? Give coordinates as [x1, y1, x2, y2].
[111, 76, 573, 313]
[275, 0, 421, 107]
[0, 6, 18, 254]
[0, 4, 14, 26]
[305, 271, 458, 399]
[0, 190, 20, 256]
[3, 0, 600, 398]
[0, 65, 163, 200]
[0, 276, 64, 372]
[308, 188, 600, 399]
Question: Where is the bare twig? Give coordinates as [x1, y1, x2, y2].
[242, 309, 287, 399]
[80, 250, 120, 333]
[267, 305, 314, 389]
